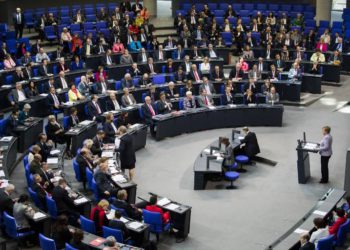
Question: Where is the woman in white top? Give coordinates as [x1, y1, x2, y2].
[60, 27, 72, 54]
[28, 145, 41, 164]
[200, 57, 211, 74]
[310, 217, 329, 248]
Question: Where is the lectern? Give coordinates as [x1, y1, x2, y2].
[296, 133, 319, 184]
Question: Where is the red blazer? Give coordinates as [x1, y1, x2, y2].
[95, 71, 107, 82]
[145, 205, 170, 224]
[316, 42, 328, 52]
[112, 43, 125, 53]
[90, 206, 108, 234]
[329, 216, 347, 236]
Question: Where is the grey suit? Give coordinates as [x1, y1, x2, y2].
[8, 89, 27, 103]
[121, 94, 136, 107]
[13, 202, 34, 229]
[199, 83, 216, 95]
[197, 95, 213, 107]
[266, 93, 280, 104]
[183, 97, 196, 110]
[248, 70, 262, 79]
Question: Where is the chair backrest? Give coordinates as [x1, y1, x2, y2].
[86, 167, 93, 189]
[335, 219, 350, 246]
[80, 215, 96, 234]
[316, 234, 335, 250]
[46, 196, 58, 219]
[23, 155, 29, 168]
[63, 116, 70, 130]
[102, 226, 123, 243]
[91, 178, 100, 201]
[72, 158, 81, 182]
[152, 75, 165, 85]
[3, 212, 18, 238]
[110, 205, 128, 217]
[28, 187, 45, 210]
[39, 233, 57, 250]
[142, 209, 163, 233]
[65, 243, 78, 250]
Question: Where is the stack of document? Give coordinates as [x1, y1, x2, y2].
[47, 158, 58, 164]
[112, 174, 127, 183]
[0, 136, 13, 142]
[157, 197, 171, 206]
[50, 149, 60, 155]
[33, 212, 46, 220]
[106, 209, 116, 220]
[128, 221, 143, 230]
[303, 143, 319, 151]
[79, 120, 93, 126]
[165, 203, 180, 211]
[74, 197, 88, 205]
[102, 151, 114, 158]
[120, 217, 129, 223]
[129, 123, 140, 129]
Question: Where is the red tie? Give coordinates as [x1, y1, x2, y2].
[205, 97, 208, 105]
[194, 70, 200, 81]
[148, 104, 155, 116]
[95, 102, 101, 114]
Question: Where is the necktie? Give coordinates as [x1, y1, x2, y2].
[61, 78, 68, 89]
[102, 82, 107, 92]
[159, 51, 163, 60]
[53, 94, 59, 106]
[150, 64, 154, 73]
[108, 56, 112, 64]
[94, 102, 101, 114]
[194, 70, 200, 81]
[204, 97, 208, 105]
[143, 53, 146, 61]
[148, 104, 155, 116]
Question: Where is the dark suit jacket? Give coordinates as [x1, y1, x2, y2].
[8, 89, 27, 104]
[299, 242, 315, 250]
[141, 103, 156, 125]
[36, 142, 52, 162]
[211, 69, 224, 80]
[5, 116, 18, 136]
[103, 121, 117, 142]
[222, 93, 234, 105]
[143, 64, 158, 74]
[38, 65, 50, 76]
[174, 71, 186, 82]
[12, 72, 26, 83]
[229, 68, 244, 79]
[240, 132, 260, 157]
[87, 101, 103, 119]
[57, 77, 70, 89]
[32, 182, 47, 205]
[109, 219, 129, 237]
[106, 98, 120, 111]
[51, 185, 76, 214]
[189, 70, 202, 81]
[0, 190, 14, 215]
[118, 134, 136, 168]
[165, 88, 178, 99]
[112, 199, 140, 220]
[93, 170, 114, 195]
[157, 101, 172, 114]
[137, 52, 149, 63]
[67, 115, 79, 130]
[46, 93, 61, 111]
[91, 136, 103, 156]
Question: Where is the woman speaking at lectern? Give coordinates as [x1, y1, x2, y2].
[319, 126, 333, 184]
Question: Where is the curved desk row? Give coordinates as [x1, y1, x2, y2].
[0, 136, 18, 177]
[152, 104, 284, 141]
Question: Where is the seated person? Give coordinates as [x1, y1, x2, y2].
[91, 130, 105, 157]
[8, 82, 27, 106]
[13, 194, 35, 241]
[121, 88, 136, 107]
[329, 50, 342, 65]
[288, 63, 301, 80]
[244, 89, 256, 105]
[222, 86, 234, 105]
[76, 148, 94, 188]
[90, 199, 110, 235]
[266, 87, 280, 104]
[183, 91, 196, 110]
[104, 113, 118, 143]
[199, 77, 216, 96]
[52, 215, 73, 250]
[130, 63, 142, 77]
[112, 38, 125, 53]
[52, 179, 78, 220]
[28, 145, 40, 164]
[199, 57, 211, 76]
[117, 112, 131, 128]
[243, 78, 257, 94]
[25, 81, 39, 98]
[166, 81, 179, 99]
[262, 79, 272, 95]
[67, 107, 80, 130]
[129, 36, 142, 52]
[106, 93, 121, 111]
[157, 92, 173, 114]
[121, 73, 134, 89]
[5, 109, 19, 136]
[95, 66, 107, 82]
[46, 115, 71, 156]
[310, 218, 328, 248]
[96, 76, 109, 94]
[197, 89, 214, 107]
[70, 55, 84, 71]
[112, 189, 143, 221]
[109, 210, 129, 238]
[229, 62, 244, 80]
[32, 174, 50, 208]
[145, 195, 170, 224]
[329, 208, 347, 236]
[29, 154, 42, 174]
[68, 84, 84, 102]
[310, 49, 325, 63]
[269, 64, 279, 81]
[46, 87, 62, 113]
[70, 229, 89, 250]
[141, 96, 157, 136]
[212, 65, 224, 82]
[184, 80, 195, 95]
[120, 49, 134, 64]
[299, 233, 315, 250]
[138, 73, 152, 87]
[78, 76, 91, 96]
[93, 158, 119, 198]
[36, 133, 54, 162]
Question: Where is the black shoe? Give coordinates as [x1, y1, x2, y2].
[319, 180, 328, 184]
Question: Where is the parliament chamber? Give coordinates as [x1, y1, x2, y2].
[0, 0, 349, 249]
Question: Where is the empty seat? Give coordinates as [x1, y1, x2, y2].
[232, 4, 242, 11]
[319, 20, 330, 28]
[214, 10, 224, 17]
[244, 3, 254, 10]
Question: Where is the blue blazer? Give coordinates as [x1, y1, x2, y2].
[70, 61, 84, 71]
[129, 41, 142, 52]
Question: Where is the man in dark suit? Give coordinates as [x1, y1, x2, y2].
[94, 158, 119, 198]
[299, 233, 315, 250]
[23, 63, 33, 80]
[138, 73, 152, 87]
[141, 96, 157, 136]
[112, 189, 142, 221]
[32, 174, 49, 208]
[91, 130, 105, 156]
[121, 73, 134, 89]
[12, 67, 26, 83]
[269, 64, 279, 80]
[163, 36, 177, 49]
[222, 86, 234, 105]
[36, 133, 53, 162]
[211, 65, 224, 81]
[38, 59, 51, 77]
[137, 48, 149, 63]
[75, 148, 93, 190]
[199, 77, 216, 95]
[44, 77, 57, 93]
[101, 49, 114, 66]
[274, 54, 285, 72]
[57, 71, 70, 89]
[5, 110, 19, 136]
[29, 154, 42, 174]
[239, 127, 260, 159]
[13, 8, 24, 39]
[108, 211, 129, 238]
[96, 76, 109, 94]
[144, 57, 157, 74]
[82, 38, 94, 57]
[129, 63, 142, 77]
[46, 87, 62, 112]
[52, 179, 79, 220]
[131, 0, 143, 13]
[153, 45, 166, 61]
[87, 95, 104, 122]
[95, 41, 108, 55]
[189, 64, 202, 82]
[117, 126, 136, 180]
[172, 44, 185, 60]
[174, 66, 186, 83]
[0, 184, 15, 216]
[106, 93, 121, 111]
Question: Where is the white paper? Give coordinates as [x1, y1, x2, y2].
[0, 170, 5, 177]
[0, 136, 13, 141]
[120, 217, 129, 223]
[40, 93, 48, 97]
[165, 203, 180, 211]
[79, 120, 93, 126]
[102, 151, 114, 158]
[47, 158, 58, 164]
[112, 175, 126, 183]
[109, 168, 119, 175]
[294, 228, 308, 234]
[128, 221, 143, 230]
[313, 210, 327, 216]
[50, 149, 60, 155]
[74, 197, 88, 205]
[304, 143, 319, 151]
[238, 136, 244, 140]
[114, 138, 121, 149]
[157, 197, 171, 206]
[33, 212, 46, 220]
[129, 123, 140, 129]
[106, 209, 115, 220]
[208, 106, 216, 110]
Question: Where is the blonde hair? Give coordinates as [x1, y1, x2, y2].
[98, 199, 110, 208]
[83, 139, 93, 149]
